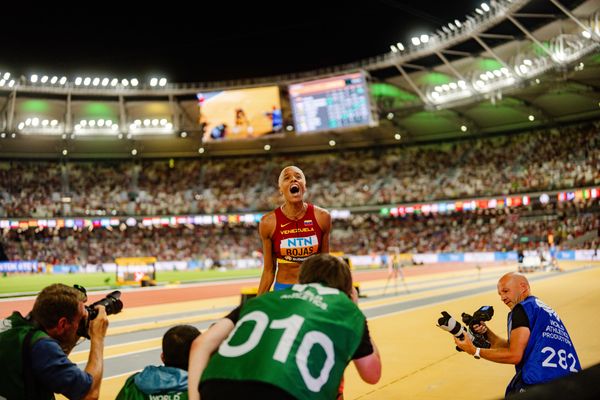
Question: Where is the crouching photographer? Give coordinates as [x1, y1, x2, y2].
[444, 272, 581, 398]
[0, 283, 121, 400]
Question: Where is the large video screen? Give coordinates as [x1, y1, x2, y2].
[288, 72, 375, 134]
[198, 86, 282, 141]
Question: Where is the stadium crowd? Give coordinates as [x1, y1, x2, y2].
[2, 200, 597, 265]
[0, 123, 598, 218]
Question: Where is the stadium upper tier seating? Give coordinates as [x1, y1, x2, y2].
[1, 122, 599, 218]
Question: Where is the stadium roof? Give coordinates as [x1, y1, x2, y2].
[0, 0, 599, 158]
[1, 0, 586, 83]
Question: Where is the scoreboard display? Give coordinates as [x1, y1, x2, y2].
[289, 72, 375, 134]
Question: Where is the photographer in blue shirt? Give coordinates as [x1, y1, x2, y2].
[454, 272, 580, 397]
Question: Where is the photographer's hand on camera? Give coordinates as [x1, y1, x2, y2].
[472, 322, 488, 335]
[88, 305, 109, 341]
[454, 331, 476, 356]
[83, 305, 109, 400]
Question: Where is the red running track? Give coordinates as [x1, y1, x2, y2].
[0, 262, 507, 317]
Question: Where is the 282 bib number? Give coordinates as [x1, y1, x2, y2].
[540, 346, 578, 372]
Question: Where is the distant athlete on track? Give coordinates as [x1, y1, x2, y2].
[257, 166, 331, 294]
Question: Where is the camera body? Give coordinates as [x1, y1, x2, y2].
[437, 306, 494, 351]
[462, 305, 494, 332]
[76, 290, 123, 339]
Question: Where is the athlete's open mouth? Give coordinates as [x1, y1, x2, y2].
[290, 184, 300, 194]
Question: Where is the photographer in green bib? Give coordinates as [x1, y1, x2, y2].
[188, 253, 381, 400]
[0, 283, 109, 400]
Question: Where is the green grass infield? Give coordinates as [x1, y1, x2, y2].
[0, 268, 263, 296]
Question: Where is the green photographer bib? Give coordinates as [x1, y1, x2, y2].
[201, 283, 365, 400]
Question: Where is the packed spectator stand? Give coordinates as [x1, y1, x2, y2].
[1, 122, 599, 266]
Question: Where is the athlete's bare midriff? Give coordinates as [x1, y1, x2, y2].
[276, 263, 301, 284]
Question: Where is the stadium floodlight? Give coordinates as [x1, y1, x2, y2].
[143, 119, 150, 127]
[159, 78, 167, 87]
[528, 115, 535, 121]
[420, 34, 429, 43]
[30, 74, 39, 83]
[397, 42, 404, 51]
[475, 8, 484, 15]
[32, 117, 40, 126]
[80, 120, 88, 127]
[75, 77, 83, 85]
[151, 119, 159, 126]
[62, 133, 67, 139]
[387, 112, 394, 120]
[50, 76, 58, 84]
[8, 80, 15, 87]
[92, 77, 100, 86]
[110, 78, 118, 87]
[286, 125, 294, 131]
[394, 133, 402, 140]
[582, 30, 592, 39]
[62, 149, 68, 156]
[198, 147, 205, 154]
[264, 144, 271, 151]
[89, 120, 96, 127]
[101, 78, 109, 86]
[160, 118, 167, 126]
[42, 119, 49, 126]
[3, 72, 9, 80]
[390, 45, 398, 53]
[83, 77, 91, 86]
[329, 139, 336, 147]
[59, 76, 67, 85]
[461, 125, 468, 132]
[455, 19, 462, 27]
[449, 82, 458, 90]
[0, 80, 4, 86]
[118, 133, 123, 139]
[122, 79, 129, 86]
[180, 131, 188, 138]
[481, 3, 490, 12]
[165, 122, 173, 129]
[17, 122, 25, 130]
[131, 78, 139, 86]
[126, 133, 132, 139]
[41, 75, 49, 83]
[51, 120, 58, 127]
[98, 119, 105, 127]
[10, 133, 16, 139]
[131, 149, 138, 155]
[106, 120, 113, 127]
[111, 124, 119, 131]
[74, 124, 81, 130]
[134, 119, 141, 125]
[411, 37, 420, 46]
[0, 133, 5, 138]
[150, 78, 158, 87]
